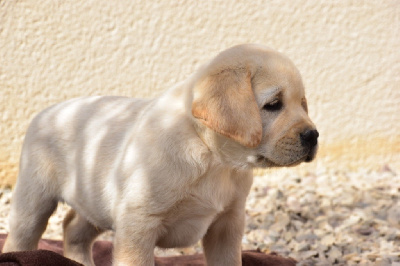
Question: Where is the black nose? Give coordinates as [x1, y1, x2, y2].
[300, 129, 319, 147]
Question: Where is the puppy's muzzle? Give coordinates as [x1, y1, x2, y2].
[300, 129, 319, 162]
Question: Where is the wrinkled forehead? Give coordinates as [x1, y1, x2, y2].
[252, 54, 305, 101]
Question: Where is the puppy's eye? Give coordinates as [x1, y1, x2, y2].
[263, 99, 283, 111]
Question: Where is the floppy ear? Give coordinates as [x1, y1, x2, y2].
[192, 68, 262, 148]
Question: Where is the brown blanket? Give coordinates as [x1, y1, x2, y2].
[0, 234, 296, 265]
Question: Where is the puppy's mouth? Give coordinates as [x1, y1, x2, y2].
[255, 155, 278, 167]
[256, 155, 306, 167]
[256, 145, 318, 167]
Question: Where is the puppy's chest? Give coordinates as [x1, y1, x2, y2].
[156, 176, 238, 248]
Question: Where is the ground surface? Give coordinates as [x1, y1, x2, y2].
[0, 166, 399, 265]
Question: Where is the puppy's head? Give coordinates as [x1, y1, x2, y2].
[192, 44, 318, 168]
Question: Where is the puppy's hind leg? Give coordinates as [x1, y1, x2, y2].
[63, 209, 104, 266]
[3, 179, 58, 252]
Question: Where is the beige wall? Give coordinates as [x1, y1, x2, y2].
[1, 1, 399, 186]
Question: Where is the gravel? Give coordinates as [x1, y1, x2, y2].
[1, 165, 399, 265]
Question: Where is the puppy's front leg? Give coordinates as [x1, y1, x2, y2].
[202, 204, 245, 266]
[113, 217, 160, 266]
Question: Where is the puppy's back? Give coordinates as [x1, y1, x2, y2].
[18, 96, 150, 214]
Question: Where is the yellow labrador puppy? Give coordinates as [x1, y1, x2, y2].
[3, 44, 318, 266]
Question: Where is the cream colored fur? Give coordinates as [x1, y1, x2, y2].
[3, 44, 318, 266]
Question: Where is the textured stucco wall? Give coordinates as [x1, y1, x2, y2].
[1, 1, 399, 185]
